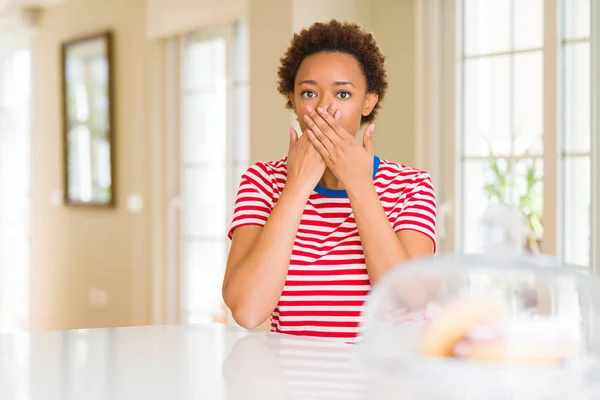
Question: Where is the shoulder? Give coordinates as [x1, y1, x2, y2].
[376, 158, 434, 188]
[238, 158, 288, 196]
[242, 157, 287, 182]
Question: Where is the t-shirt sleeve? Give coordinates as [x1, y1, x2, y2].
[390, 171, 437, 251]
[227, 163, 275, 240]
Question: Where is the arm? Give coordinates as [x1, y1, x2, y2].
[223, 179, 310, 330]
[347, 173, 437, 285]
[223, 130, 326, 329]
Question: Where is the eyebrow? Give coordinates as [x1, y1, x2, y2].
[298, 80, 355, 88]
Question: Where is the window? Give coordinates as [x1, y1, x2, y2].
[167, 19, 249, 324]
[438, 0, 596, 270]
[0, 49, 31, 332]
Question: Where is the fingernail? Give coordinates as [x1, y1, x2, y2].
[317, 107, 325, 113]
[306, 106, 313, 112]
[303, 114, 310, 121]
[335, 111, 341, 120]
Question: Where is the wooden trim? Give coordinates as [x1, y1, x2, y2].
[542, 0, 560, 257]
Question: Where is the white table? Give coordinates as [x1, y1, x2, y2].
[0, 323, 377, 400]
[1, 323, 599, 399]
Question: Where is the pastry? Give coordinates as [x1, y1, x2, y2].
[418, 296, 507, 357]
[454, 317, 581, 365]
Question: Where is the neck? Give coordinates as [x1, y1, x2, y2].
[318, 168, 344, 190]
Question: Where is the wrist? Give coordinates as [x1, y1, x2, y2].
[346, 178, 375, 199]
[283, 179, 314, 200]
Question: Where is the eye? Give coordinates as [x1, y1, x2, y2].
[336, 91, 352, 100]
[301, 90, 316, 99]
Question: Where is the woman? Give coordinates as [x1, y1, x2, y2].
[222, 20, 437, 342]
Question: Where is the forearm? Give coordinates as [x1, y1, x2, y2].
[347, 182, 409, 285]
[224, 183, 309, 327]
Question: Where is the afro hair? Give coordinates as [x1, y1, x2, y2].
[277, 19, 388, 124]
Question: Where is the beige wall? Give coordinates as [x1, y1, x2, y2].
[292, 0, 372, 33]
[371, 0, 417, 167]
[31, 0, 153, 330]
[28, 0, 420, 330]
[145, 0, 247, 39]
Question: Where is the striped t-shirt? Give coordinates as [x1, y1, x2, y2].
[227, 155, 437, 342]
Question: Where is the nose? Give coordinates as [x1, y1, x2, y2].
[316, 93, 335, 111]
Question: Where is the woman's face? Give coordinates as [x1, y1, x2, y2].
[289, 52, 378, 137]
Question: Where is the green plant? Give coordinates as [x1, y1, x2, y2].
[482, 149, 544, 254]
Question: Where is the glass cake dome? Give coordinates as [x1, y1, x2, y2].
[358, 204, 600, 397]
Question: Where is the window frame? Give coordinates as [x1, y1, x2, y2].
[591, 0, 600, 274]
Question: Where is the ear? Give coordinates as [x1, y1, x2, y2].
[288, 92, 297, 112]
[361, 93, 379, 117]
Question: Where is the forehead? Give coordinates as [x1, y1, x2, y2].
[295, 52, 366, 86]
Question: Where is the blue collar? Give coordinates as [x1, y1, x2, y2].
[313, 155, 381, 198]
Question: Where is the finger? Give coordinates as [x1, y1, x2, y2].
[306, 129, 331, 161]
[315, 106, 345, 139]
[305, 106, 340, 144]
[303, 112, 336, 153]
[327, 105, 342, 122]
[363, 124, 375, 154]
[289, 127, 299, 146]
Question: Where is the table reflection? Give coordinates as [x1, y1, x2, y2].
[222, 332, 367, 400]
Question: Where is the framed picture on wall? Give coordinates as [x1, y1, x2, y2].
[61, 31, 115, 207]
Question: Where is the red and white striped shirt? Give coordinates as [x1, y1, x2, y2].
[228, 155, 437, 342]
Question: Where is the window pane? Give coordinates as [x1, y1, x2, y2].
[563, 156, 590, 267]
[462, 159, 509, 253]
[512, 158, 544, 250]
[182, 89, 227, 164]
[463, 56, 511, 156]
[462, 157, 542, 254]
[564, 42, 590, 153]
[182, 165, 227, 237]
[513, 51, 543, 155]
[463, 0, 511, 55]
[231, 84, 250, 163]
[564, 0, 590, 40]
[513, 0, 543, 49]
[183, 239, 227, 323]
[184, 38, 226, 90]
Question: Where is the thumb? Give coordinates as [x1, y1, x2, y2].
[363, 124, 374, 154]
[289, 127, 299, 147]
